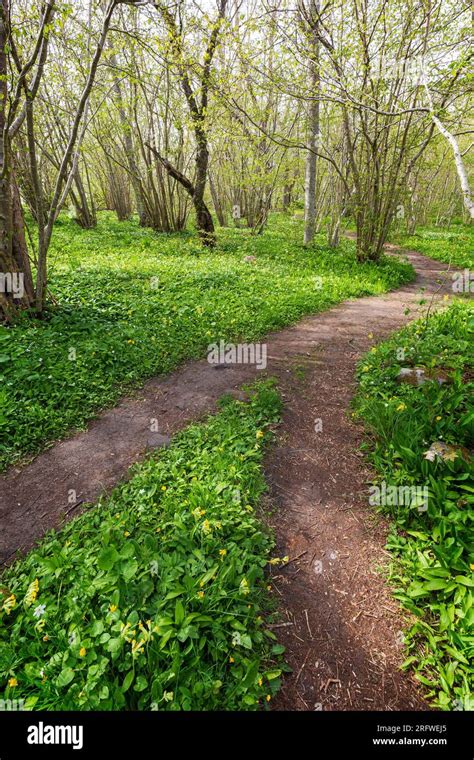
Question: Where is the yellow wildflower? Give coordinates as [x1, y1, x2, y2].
[266, 694, 271, 702]
[256, 430, 264, 439]
[218, 549, 227, 559]
[79, 647, 86, 657]
[131, 639, 145, 656]
[258, 678, 263, 687]
[24, 578, 39, 607]
[161, 486, 167, 492]
[8, 678, 17, 688]
[124, 531, 130, 537]
[197, 591, 205, 599]
[229, 657, 234, 663]
[396, 403, 406, 412]
[435, 416, 442, 421]
[109, 604, 117, 613]
[2, 594, 16, 615]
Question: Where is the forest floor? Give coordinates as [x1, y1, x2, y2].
[0, 243, 459, 709]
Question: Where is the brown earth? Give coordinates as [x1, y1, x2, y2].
[0, 244, 462, 709]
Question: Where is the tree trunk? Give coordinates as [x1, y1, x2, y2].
[109, 51, 148, 226]
[303, 0, 320, 246]
[193, 133, 215, 246]
[0, 0, 34, 320]
[209, 171, 226, 226]
[431, 115, 474, 221]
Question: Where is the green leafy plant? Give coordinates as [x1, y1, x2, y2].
[0, 380, 285, 710]
[354, 301, 474, 710]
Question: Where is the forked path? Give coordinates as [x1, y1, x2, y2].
[0, 245, 459, 709]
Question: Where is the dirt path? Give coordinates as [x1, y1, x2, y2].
[0, 246, 457, 711]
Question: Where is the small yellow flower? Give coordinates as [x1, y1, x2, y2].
[396, 403, 406, 412]
[131, 639, 145, 656]
[109, 604, 117, 613]
[43, 635, 49, 642]
[256, 430, 264, 439]
[229, 657, 234, 663]
[127, 339, 135, 344]
[218, 549, 227, 559]
[368, 333, 373, 339]
[2, 594, 16, 615]
[202, 519, 211, 535]
[436, 416, 442, 421]
[362, 366, 369, 372]
[161, 486, 167, 492]
[197, 591, 205, 599]
[24, 578, 39, 607]
[266, 694, 271, 702]
[8, 678, 17, 688]
[123, 531, 130, 537]
[79, 647, 86, 657]
[470, 563, 474, 571]
[258, 677, 263, 687]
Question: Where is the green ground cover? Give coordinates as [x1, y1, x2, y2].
[354, 301, 474, 710]
[0, 213, 412, 470]
[0, 381, 286, 710]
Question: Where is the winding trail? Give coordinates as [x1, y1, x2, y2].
[0, 244, 460, 709]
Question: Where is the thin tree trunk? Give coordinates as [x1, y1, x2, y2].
[431, 115, 474, 221]
[303, 0, 320, 246]
[109, 51, 147, 225]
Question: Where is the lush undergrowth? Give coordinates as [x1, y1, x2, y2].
[390, 225, 474, 269]
[0, 381, 286, 710]
[0, 213, 412, 470]
[354, 301, 474, 710]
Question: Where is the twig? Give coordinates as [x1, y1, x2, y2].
[295, 649, 311, 685]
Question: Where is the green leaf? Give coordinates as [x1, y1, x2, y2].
[122, 670, 134, 693]
[134, 675, 148, 692]
[175, 599, 185, 626]
[56, 668, 75, 687]
[98, 546, 119, 571]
